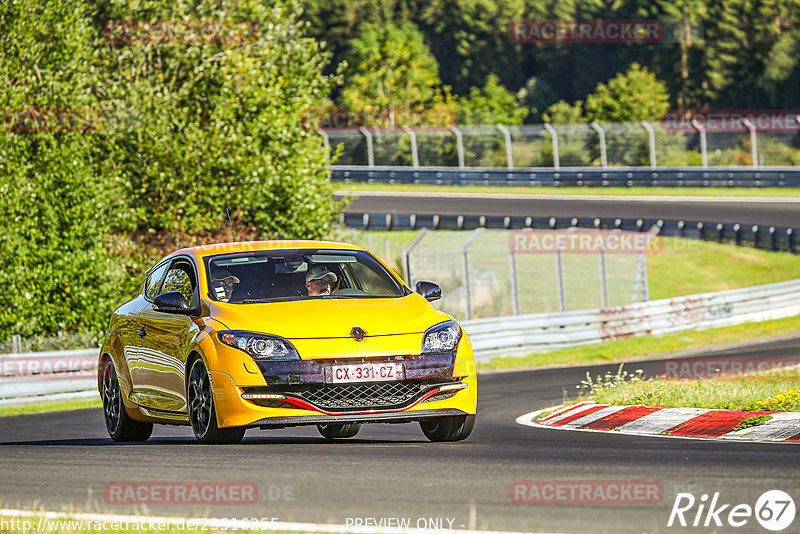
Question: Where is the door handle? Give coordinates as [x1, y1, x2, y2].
[137, 328, 146, 338]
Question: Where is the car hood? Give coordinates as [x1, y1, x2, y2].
[209, 293, 450, 339]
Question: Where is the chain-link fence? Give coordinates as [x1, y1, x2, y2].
[403, 228, 649, 321]
[321, 119, 800, 168]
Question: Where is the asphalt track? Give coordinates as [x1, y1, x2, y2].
[337, 191, 800, 228]
[2, 337, 800, 533]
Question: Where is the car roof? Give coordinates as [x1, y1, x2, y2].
[171, 240, 365, 260]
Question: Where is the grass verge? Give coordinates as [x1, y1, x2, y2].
[587, 368, 800, 412]
[479, 314, 800, 372]
[335, 182, 800, 198]
[0, 396, 101, 417]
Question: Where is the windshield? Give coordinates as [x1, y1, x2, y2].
[203, 248, 408, 303]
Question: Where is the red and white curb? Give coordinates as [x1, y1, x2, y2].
[517, 401, 800, 443]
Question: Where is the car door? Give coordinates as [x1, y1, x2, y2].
[134, 257, 201, 413]
[122, 260, 170, 403]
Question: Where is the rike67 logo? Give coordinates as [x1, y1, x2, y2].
[668, 490, 795, 531]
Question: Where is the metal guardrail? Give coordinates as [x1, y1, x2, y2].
[332, 165, 800, 187]
[2, 280, 799, 400]
[339, 213, 799, 254]
[463, 278, 800, 360]
[0, 349, 97, 403]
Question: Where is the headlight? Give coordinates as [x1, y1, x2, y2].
[218, 331, 300, 361]
[422, 321, 462, 354]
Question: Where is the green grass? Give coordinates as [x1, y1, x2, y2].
[588, 370, 800, 412]
[0, 397, 101, 417]
[479, 313, 800, 372]
[335, 182, 800, 197]
[648, 238, 800, 299]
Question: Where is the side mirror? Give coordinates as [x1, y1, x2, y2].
[153, 291, 196, 315]
[415, 281, 441, 302]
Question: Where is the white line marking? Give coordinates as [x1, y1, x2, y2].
[615, 408, 709, 434]
[0, 509, 543, 534]
[336, 190, 800, 204]
[538, 402, 600, 424]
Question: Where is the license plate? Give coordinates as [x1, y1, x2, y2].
[325, 362, 404, 384]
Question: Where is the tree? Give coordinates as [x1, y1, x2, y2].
[543, 100, 584, 124]
[0, 0, 124, 339]
[340, 21, 443, 113]
[93, 0, 341, 238]
[458, 74, 528, 125]
[585, 63, 670, 122]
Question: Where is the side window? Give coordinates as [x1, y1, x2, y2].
[348, 262, 397, 294]
[144, 262, 169, 300]
[161, 263, 196, 304]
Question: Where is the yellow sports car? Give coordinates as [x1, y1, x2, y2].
[98, 241, 477, 443]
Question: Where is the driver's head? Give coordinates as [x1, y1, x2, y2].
[211, 269, 239, 302]
[305, 266, 337, 296]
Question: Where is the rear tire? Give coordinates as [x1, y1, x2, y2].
[187, 358, 245, 444]
[101, 358, 152, 442]
[420, 414, 475, 442]
[317, 423, 361, 439]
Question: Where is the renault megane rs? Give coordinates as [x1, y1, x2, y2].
[98, 241, 477, 443]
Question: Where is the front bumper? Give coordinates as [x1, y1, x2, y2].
[210, 349, 477, 428]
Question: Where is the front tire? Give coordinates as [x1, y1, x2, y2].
[187, 358, 245, 444]
[420, 414, 475, 442]
[317, 423, 361, 439]
[101, 358, 152, 442]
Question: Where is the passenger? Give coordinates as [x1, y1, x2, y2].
[305, 266, 337, 296]
[211, 269, 240, 302]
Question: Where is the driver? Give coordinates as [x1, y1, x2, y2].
[305, 266, 337, 296]
[211, 269, 240, 302]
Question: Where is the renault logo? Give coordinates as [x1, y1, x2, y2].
[350, 326, 366, 341]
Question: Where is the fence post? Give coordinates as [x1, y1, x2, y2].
[641, 121, 657, 168]
[598, 248, 608, 308]
[12, 334, 22, 354]
[741, 118, 758, 168]
[403, 227, 429, 286]
[449, 125, 465, 168]
[691, 119, 708, 168]
[496, 124, 514, 169]
[555, 250, 566, 311]
[462, 228, 485, 320]
[509, 249, 520, 315]
[543, 123, 560, 169]
[358, 126, 374, 167]
[590, 121, 607, 168]
[403, 126, 419, 168]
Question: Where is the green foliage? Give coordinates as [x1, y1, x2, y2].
[458, 74, 528, 125]
[0, 0, 125, 340]
[585, 64, 670, 123]
[543, 100, 584, 124]
[0, 0, 341, 341]
[340, 20, 443, 112]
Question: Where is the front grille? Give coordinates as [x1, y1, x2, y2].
[289, 381, 428, 411]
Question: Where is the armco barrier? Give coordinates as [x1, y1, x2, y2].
[1, 279, 799, 399]
[339, 213, 799, 254]
[0, 348, 98, 402]
[332, 165, 800, 187]
[462, 278, 800, 360]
